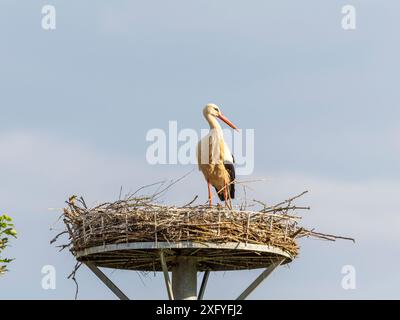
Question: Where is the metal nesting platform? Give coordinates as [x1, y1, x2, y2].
[76, 241, 293, 300]
[76, 241, 293, 271]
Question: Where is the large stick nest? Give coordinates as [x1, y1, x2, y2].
[56, 189, 353, 272]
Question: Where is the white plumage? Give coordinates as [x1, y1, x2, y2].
[196, 104, 238, 208]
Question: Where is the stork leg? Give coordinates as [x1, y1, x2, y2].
[224, 182, 232, 210]
[208, 181, 213, 207]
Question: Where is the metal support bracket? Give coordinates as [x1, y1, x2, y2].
[159, 250, 174, 300]
[85, 262, 130, 300]
[236, 258, 285, 300]
[198, 271, 210, 300]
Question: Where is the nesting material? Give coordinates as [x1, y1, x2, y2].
[57, 191, 353, 271]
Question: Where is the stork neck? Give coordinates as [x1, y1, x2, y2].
[205, 114, 222, 133]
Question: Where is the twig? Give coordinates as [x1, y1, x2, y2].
[183, 195, 199, 207]
[67, 262, 82, 300]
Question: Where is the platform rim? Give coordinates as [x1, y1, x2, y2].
[75, 241, 294, 262]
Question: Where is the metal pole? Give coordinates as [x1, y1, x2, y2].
[159, 250, 174, 300]
[172, 256, 197, 300]
[198, 271, 210, 300]
[236, 258, 285, 300]
[85, 262, 130, 300]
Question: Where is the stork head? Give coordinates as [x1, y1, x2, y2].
[203, 103, 239, 131]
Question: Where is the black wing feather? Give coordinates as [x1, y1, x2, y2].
[224, 161, 235, 200]
[215, 155, 235, 201]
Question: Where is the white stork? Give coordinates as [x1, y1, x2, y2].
[197, 103, 238, 208]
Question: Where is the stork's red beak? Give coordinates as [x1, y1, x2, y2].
[217, 114, 239, 131]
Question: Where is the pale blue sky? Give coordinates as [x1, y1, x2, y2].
[0, 1, 399, 299]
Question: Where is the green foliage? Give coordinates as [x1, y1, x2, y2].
[0, 214, 17, 275]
